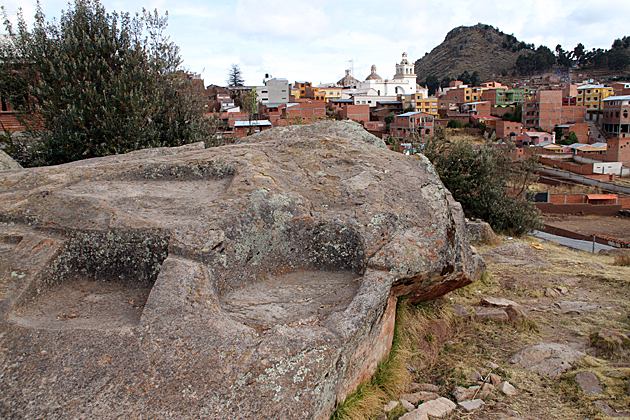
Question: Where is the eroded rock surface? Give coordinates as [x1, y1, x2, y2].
[0, 121, 483, 419]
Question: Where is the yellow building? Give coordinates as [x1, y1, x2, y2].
[576, 84, 614, 110]
[318, 86, 342, 100]
[413, 95, 438, 115]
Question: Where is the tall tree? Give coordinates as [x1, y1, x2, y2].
[572, 43, 587, 67]
[421, 127, 542, 235]
[424, 75, 440, 96]
[0, 0, 213, 166]
[555, 44, 572, 69]
[607, 49, 630, 72]
[227, 64, 244, 87]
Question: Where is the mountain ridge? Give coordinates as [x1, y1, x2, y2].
[414, 23, 530, 84]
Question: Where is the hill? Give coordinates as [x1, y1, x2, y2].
[414, 23, 532, 83]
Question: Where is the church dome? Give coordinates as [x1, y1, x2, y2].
[337, 69, 358, 87]
[365, 65, 382, 81]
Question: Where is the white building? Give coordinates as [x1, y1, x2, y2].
[356, 53, 418, 96]
[257, 76, 289, 104]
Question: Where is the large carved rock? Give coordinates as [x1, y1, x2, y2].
[0, 121, 483, 419]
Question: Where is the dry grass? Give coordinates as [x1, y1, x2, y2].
[528, 182, 602, 195]
[331, 300, 458, 420]
[332, 235, 630, 419]
[614, 254, 630, 267]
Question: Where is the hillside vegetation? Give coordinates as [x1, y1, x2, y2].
[414, 23, 630, 85]
[414, 24, 531, 83]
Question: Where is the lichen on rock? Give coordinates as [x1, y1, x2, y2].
[0, 121, 483, 419]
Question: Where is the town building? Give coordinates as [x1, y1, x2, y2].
[461, 101, 491, 116]
[606, 137, 630, 164]
[257, 77, 289, 105]
[576, 84, 614, 117]
[390, 111, 435, 142]
[495, 121, 523, 140]
[317, 85, 343, 100]
[601, 95, 630, 138]
[522, 90, 586, 131]
[356, 53, 419, 96]
[337, 70, 359, 88]
[340, 104, 370, 123]
[612, 82, 630, 97]
[413, 96, 438, 115]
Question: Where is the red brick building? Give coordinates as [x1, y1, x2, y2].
[607, 137, 630, 164]
[522, 90, 586, 131]
[390, 111, 434, 142]
[340, 104, 369, 123]
[460, 101, 491, 116]
[601, 95, 630, 139]
[495, 120, 522, 140]
[283, 101, 327, 121]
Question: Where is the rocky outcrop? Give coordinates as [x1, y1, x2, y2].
[413, 24, 530, 82]
[0, 121, 483, 419]
[0, 149, 22, 170]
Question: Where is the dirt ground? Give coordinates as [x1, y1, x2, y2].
[543, 214, 630, 242]
[388, 236, 630, 420]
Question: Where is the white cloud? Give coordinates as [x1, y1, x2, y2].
[4, 0, 630, 87]
[233, 0, 331, 41]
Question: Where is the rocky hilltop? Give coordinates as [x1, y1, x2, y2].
[0, 121, 483, 419]
[414, 23, 530, 82]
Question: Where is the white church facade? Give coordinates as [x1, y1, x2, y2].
[356, 53, 418, 96]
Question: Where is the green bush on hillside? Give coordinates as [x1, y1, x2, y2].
[420, 127, 542, 235]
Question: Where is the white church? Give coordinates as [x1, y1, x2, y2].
[358, 53, 418, 96]
[340, 53, 428, 107]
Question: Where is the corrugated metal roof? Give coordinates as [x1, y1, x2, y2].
[603, 95, 630, 101]
[234, 120, 272, 127]
[587, 194, 617, 200]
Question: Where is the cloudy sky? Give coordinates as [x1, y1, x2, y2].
[3, 0, 629, 87]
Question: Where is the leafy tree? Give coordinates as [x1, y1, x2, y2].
[501, 104, 522, 123]
[227, 64, 244, 87]
[457, 70, 471, 85]
[555, 44, 572, 69]
[384, 111, 396, 130]
[420, 127, 542, 235]
[470, 71, 480, 87]
[403, 105, 415, 113]
[0, 0, 213, 167]
[572, 43, 587, 67]
[586, 48, 608, 68]
[440, 76, 453, 89]
[557, 131, 579, 145]
[607, 49, 630, 72]
[516, 47, 555, 75]
[237, 90, 258, 133]
[447, 119, 463, 128]
[424, 75, 440, 96]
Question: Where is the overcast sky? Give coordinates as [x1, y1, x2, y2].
[3, 0, 629, 87]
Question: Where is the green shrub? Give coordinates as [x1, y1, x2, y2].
[420, 127, 543, 235]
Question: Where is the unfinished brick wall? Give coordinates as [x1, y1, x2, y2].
[536, 203, 622, 215]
